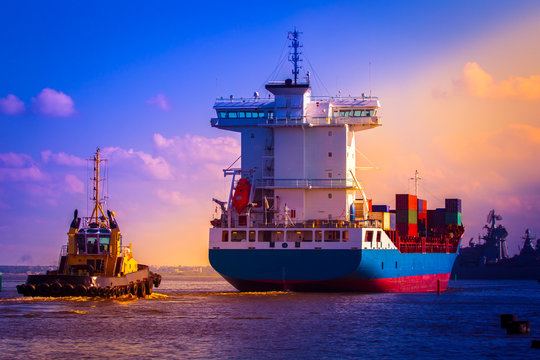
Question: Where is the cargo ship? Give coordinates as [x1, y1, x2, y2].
[451, 210, 540, 280]
[16, 149, 161, 298]
[208, 30, 464, 293]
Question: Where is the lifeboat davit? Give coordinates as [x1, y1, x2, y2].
[232, 178, 251, 213]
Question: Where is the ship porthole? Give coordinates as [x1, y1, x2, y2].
[282, 243, 288, 248]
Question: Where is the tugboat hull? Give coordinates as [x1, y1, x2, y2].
[17, 267, 162, 298]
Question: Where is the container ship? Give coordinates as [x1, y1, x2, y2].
[208, 31, 464, 293]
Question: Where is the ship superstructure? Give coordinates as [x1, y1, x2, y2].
[209, 31, 464, 292]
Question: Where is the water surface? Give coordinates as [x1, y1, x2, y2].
[1, 275, 539, 359]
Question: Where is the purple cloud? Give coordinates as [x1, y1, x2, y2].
[41, 150, 85, 167]
[32, 88, 76, 117]
[0, 94, 25, 115]
[146, 93, 172, 111]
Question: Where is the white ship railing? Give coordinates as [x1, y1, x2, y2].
[265, 115, 380, 126]
[255, 178, 356, 189]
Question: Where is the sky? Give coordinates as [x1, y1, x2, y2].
[1, 1, 540, 265]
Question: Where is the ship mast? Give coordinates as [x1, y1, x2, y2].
[410, 170, 422, 197]
[89, 148, 109, 227]
[288, 29, 303, 85]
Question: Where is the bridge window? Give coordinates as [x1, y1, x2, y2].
[258, 111, 265, 118]
[231, 231, 246, 242]
[353, 110, 361, 117]
[315, 231, 323, 242]
[342, 230, 349, 242]
[228, 112, 238, 118]
[324, 231, 340, 242]
[249, 231, 256, 242]
[376, 231, 382, 243]
[246, 112, 252, 118]
[222, 231, 229, 242]
[219, 111, 227, 118]
[238, 112, 245, 118]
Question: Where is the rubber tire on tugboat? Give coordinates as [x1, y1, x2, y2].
[75, 284, 87, 297]
[37, 283, 50, 297]
[130, 283, 137, 296]
[16, 284, 26, 295]
[50, 282, 63, 297]
[137, 282, 146, 298]
[64, 284, 75, 296]
[88, 286, 98, 297]
[25, 284, 36, 297]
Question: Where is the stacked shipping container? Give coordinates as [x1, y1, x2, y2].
[417, 199, 427, 236]
[395, 194, 417, 237]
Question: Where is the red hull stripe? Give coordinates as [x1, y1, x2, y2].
[224, 273, 451, 293]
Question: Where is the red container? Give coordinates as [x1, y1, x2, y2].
[396, 194, 418, 210]
[396, 223, 418, 237]
[368, 199, 372, 212]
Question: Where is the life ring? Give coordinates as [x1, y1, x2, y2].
[282, 243, 288, 248]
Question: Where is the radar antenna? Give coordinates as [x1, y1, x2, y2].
[88, 148, 109, 228]
[288, 28, 303, 85]
[409, 170, 422, 197]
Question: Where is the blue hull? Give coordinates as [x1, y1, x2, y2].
[209, 249, 458, 293]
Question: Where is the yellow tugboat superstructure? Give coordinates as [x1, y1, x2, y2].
[17, 149, 161, 298]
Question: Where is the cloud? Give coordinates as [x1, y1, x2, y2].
[462, 62, 540, 100]
[0, 152, 33, 167]
[146, 93, 172, 111]
[0, 94, 25, 115]
[153, 133, 240, 164]
[65, 174, 84, 194]
[0, 166, 45, 182]
[156, 189, 186, 206]
[32, 88, 76, 117]
[102, 146, 173, 180]
[41, 150, 86, 167]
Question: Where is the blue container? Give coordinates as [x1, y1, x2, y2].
[349, 203, 356, 222]
[390, 213, 396, 230]
[372, 205, 390, 213]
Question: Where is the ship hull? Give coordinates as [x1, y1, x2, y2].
[209, 249, 457, 293]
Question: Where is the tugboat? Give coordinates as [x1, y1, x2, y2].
[451, 210, 540, 280]
[16, 149, 161, 298]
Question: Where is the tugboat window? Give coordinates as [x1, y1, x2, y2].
[87, 236, 98, 254]
[99, 236, 110, 253]
[229, 112, 238, 118]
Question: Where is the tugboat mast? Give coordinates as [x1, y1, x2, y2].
[88, 148, 109, 227]
[288, 29, 303, 84]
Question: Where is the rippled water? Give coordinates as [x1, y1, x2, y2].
[1, 275, 539, 359]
